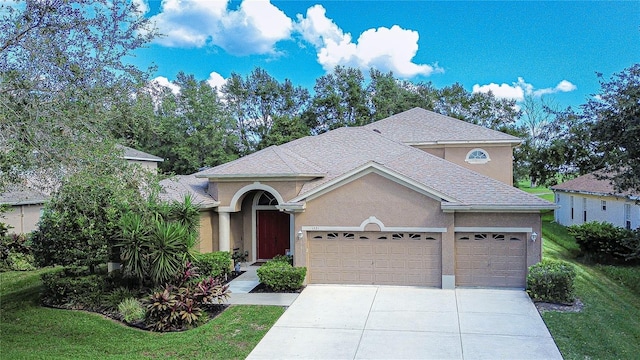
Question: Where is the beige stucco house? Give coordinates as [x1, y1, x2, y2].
[0, 146, 163, 234]
[161, 108, 554, 289]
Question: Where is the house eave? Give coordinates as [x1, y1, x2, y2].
[196, 173, 325, 182]
[441, 204, 557, 213]
[551, 188, 639, 201]
[124, 156, 164, 162]
[406, 139, 522, 147]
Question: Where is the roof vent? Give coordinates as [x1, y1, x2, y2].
[373, 129, 381, 134]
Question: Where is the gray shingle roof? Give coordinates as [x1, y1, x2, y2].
[198, 124, 552, 210]
[159, 175, 219, 208]
[363, 107, 522, 144]
[117, 145, 164, 162]
[0, 185, 49, 205]
[551, 172, 639, 199]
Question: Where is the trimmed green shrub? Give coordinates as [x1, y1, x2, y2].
[41, 268, 107, 309]
[568, 221, 638, 264]
[118, 297, 146, 323]
[257, 261, 306, 292]
[0, 233, 36, 271]
[194, 252, 232, 279]
[271, 254, 293, 265]
[527, 259, 576, 304]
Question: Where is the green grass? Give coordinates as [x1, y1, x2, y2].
[517, 181, 555, 202]
[0, 269, 285, 359]
[539, 215, 640, 359]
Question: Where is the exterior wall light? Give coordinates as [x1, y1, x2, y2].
[531, 232, 538, 242]
[297, 230, 303, 240]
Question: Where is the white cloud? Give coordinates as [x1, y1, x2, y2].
[131, 0, 149, 14]
[149, 0, 292, 56]
[206, 71, 227, 89]
[473, 77, 577, 101]
[151, 76, 181, 95]
[472, 82, 525, 101]
[295, 5, 440, 78]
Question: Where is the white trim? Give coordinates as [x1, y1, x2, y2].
[291, 162, 458, 203]
[228, 182, 285, 211]
[454, 227, 533, 233]
[301, 216, 447, 233]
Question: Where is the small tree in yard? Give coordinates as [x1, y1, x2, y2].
[32, 162, 155, 272]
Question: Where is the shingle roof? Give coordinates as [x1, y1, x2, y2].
[198, 146, 324, 178]
[0, 185, 49, 205]
[117, 145, 164, 162]
[551, 172, 639, 199]
[159, 174, 219, 208]
[198, 125, 552, 210]
[363, 107, 521, 144]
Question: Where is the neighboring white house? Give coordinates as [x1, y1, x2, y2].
[551, 172, 640, 230]
[0, 146, 163, 234]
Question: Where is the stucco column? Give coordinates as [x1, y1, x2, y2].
[218, 210, 231, 252]
[441, 212, 456, 289]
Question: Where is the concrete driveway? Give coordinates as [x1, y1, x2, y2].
[247, 285, 562, 360]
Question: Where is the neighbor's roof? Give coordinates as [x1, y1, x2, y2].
[118, 145, 164, 162]
[363, 107, 522, 145]
[551, 172, 639, 200]
[0, 185, 49, 206]
[159, 175, 219, 209]
[198, 124, 552, 211]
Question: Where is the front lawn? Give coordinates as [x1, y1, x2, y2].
[0, 269, 284, 359]
[534, 208, 640, 359]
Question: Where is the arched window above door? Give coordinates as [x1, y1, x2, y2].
[257, 192, 278, 205]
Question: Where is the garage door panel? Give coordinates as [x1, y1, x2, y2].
[308, 232, 441, 287]
[455, 232, 526, 288]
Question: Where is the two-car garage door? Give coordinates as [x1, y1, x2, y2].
[308, 231, 527, 288]
[308, 232, 441, 287]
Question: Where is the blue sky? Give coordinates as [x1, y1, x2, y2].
[129, 0, 639, 110]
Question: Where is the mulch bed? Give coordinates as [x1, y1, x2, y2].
[249, 282, 305, 294]
[534, 298, 584, 313]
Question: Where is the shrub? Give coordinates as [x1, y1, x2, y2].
[31, 167, 151, 272]
[144, 276, 230, 332]
[271, 254, 293, 266]
[41, 268, 107, 309]
[195, 252, 232, 279]
[568, 221, 638, 264]
[118, 298, 146, 323]
[0, 233, 36, 271]
[257, 261, 306, 292]
[527, 259, 576, 304]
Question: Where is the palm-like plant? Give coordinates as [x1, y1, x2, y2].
[147, 221, 189, 285]
[117, 212, 149, 283]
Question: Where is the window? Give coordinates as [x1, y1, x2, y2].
[625, 204, 632, 230]
[601, 200, 607, 211]
[465, 149, 490, 164]
[257, 192, 278, 205]
[583, 198, 587, 222]
[570, 196, 574, 219]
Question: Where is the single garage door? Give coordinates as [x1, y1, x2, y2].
[455, 233, 527, 288]
[308, 232, 441, 287]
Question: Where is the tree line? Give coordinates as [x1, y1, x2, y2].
[1, 0, 638, 194]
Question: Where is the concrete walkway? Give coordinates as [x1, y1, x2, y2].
[247, 285, 562, 360]
[226, 265, 299, 306]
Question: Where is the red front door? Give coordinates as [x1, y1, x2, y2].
[257, 210, 290, 259]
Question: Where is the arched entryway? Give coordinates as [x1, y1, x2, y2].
[253, 191, 291, 260]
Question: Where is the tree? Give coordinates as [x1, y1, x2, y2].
[0, 0, 155, 191]
[585, 64, 640, 193]
[222, 68, 310, 153]
[31, 159, 156, 272]
[306, 66, 370, 133]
